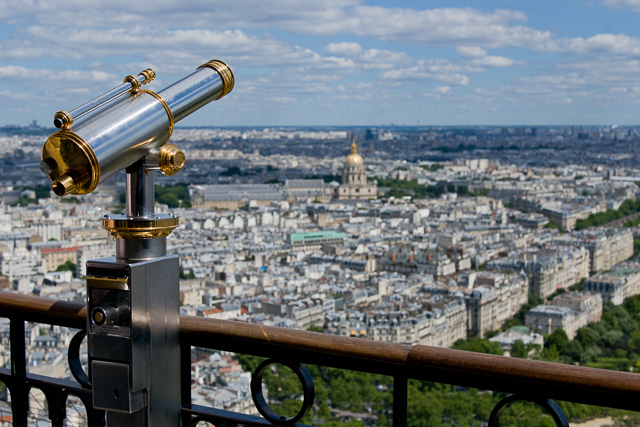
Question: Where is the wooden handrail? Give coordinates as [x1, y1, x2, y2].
[3, 291, 640, 411]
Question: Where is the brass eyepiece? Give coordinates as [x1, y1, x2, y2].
[52, 173, 77, 197]
[54, 111, 73, 130]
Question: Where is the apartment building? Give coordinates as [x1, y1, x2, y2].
[572, 228, 634, 273]
[325, 298, 467, 347]
[526, 292, 602, 339]
[465, 277, 528, 338]
[584, 263, 640, 305]
[488, 246, 590, 298]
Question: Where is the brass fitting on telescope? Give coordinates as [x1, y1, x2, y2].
[53, 111, 73, 131]
[144, 144, 186, 176]
[41, 131, 100, 196]
[124, 68, 156, 92]
[159, 144, 185, 176]
[198, 60, 234, 100]
[101, 213, 180, 239]
[138, 68, 155, 84]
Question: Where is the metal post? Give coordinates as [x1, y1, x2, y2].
[9, 319, 28, 427]
[86, 163, 181, 426]
[392, 376, 408, 427]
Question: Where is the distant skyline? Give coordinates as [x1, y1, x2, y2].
[2, 1, 640, 127]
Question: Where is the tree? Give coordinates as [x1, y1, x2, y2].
[510, 340, 528, 358]
[374, 413, 388, 427]
[563, 340, 584, 363]
[453, 337, 503, 355]
[55, 260, 76, 277]
[544, 328, 569, 354]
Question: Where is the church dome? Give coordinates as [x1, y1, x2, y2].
[345, 140, 363, 166]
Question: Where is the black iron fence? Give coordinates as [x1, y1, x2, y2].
[2, 292, 640, 426]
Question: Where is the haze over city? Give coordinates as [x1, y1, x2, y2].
[2, 0, 640, 127]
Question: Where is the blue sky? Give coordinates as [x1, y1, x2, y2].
[2, 0, 640, 127]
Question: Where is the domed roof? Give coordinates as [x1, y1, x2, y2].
[345, 140, 363, 166]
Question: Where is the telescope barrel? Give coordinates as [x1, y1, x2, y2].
[159, 60, 233, 123]
[41, 60, 234, 197]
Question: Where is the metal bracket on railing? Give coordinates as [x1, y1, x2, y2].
[488, 394, 569, 427]
[250, 359, 315, 425]
[68, 330, 91, 389]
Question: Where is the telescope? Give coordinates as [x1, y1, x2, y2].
[41, 59, 234, 197]
[41, 60, 234, 426]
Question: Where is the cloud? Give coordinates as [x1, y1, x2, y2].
[380, 60, 469, 86]
[360, 49, 412, 69]
[7, 3, 640, 62]
[4, 2, 640, 125]
[0, 27, 323, 70]
[471, 56, 515, 68]
[323, 42, 412, 70]
[0, 0, 363, 28]
[0, 89, 36, 101]
[0, 3, 553, 51]
[601, 0, 640, 12]
[457, 46, 487, 58]
[503, 57, 640, 107]
[0, 65, 115, 82]
[325, 42, 363, 57]
[550, 33, 640, 56]
[457, 46, 516, 68]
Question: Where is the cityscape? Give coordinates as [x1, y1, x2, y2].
[2, 122, 640, 425]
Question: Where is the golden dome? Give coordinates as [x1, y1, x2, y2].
[345, 140, 363, 166]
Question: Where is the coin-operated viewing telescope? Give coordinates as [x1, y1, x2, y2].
[41, 59, 233, 197]
[42, 60, 234, 427]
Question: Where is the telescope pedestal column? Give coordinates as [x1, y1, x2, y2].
[86, 164, 181, 427]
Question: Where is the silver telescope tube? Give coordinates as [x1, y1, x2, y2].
[41, 60, 234, 197]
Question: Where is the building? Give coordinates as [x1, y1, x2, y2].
[334, 139, 377, 200]
[552, 292, 603, 325]
[526, 305, 579, 338]
[489, 326, 544, 356]
[487, 246, 590, 298]
[584, 263, 640, 305]
[190, 184, 284, 209]
[39, 246, 80, 272]
[289, 230, 347, 250]
[282, 179, 330, 203]
[584, 275, 627, 305]
[574, 228, 634, 274]
[325, 299, 467, 347]
[465, 278, 528, 338]
[525, 293, 602, 339]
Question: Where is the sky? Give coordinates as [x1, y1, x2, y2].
[2, 0, 640, 127]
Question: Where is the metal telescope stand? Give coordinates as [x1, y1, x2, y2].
[85, 161, 181, 426]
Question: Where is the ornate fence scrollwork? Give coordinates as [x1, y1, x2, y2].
[68, 330, 91, 389]
[488, 394, 569, 427]
[250, 359, 315, 425]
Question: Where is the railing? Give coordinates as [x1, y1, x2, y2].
[2, 291, 640, 426]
